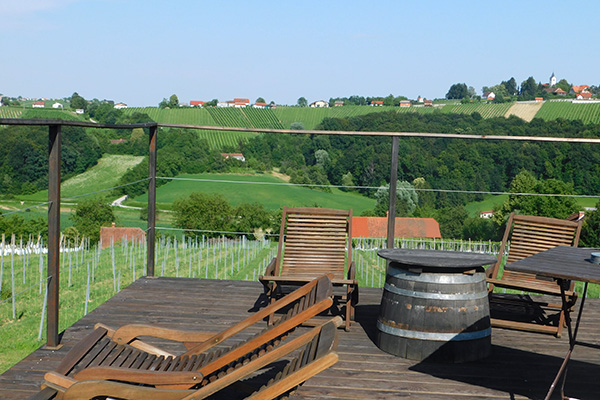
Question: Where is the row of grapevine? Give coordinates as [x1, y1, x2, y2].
[536, 102, 600, 125]
[442, 103, 514, 119]
[0, 108, 23, 119]
[123, 107, 217, 126]
[206, 107, 252, 128]
[241, 108, 285, 129]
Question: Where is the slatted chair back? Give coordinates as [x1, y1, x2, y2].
[275, 207, 352, 281]
[43, 276, 334, 395]
[58, 318, 342, 400]
[487, 213, 582, 286]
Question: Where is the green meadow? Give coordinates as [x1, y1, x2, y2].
[132, 173, 376, 215]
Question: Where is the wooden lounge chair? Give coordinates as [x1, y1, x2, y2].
[259, 207, 358, 330]
[48, 317, 341, 400]
[34, 275, 334, 400]
[486, 213, 582, 337]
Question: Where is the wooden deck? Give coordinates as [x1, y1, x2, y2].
[2, 277, 600, 399]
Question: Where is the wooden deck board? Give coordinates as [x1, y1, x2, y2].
[2, 276, 600, 399]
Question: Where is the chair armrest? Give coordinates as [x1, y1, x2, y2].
[112, 324, 217, 349]
[487, 278, 577, 298]
[347, 261, 356, 280]
[264, 257, 277, 276]
[73, 367, 202, 386]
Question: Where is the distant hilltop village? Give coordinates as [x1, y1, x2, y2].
[0, 73, 597, 109]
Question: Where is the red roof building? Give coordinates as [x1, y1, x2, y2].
[100, 223, 146, 249]
[190, 100, 205, 106]
[32, 101, 45, 108]
[371, 100, 384, 106]
[352, 217, 441, 239]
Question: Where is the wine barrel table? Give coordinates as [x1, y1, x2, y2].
[376, 248, 497, 363]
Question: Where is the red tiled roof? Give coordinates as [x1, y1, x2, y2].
[234, 98, 250, 103]
[33, 101, 45, 105]
[100, 224, 146, 249]
[372, 100, 384, 104]
[579, 92, 592, 98]
[352, 217, 441, 239]
[190, 100, 204, 105]
[255, 102, 267, 106]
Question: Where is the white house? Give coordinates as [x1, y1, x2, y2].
[479, 210, 493, 219]
[52, 102, 63, 109]
[114, 103, 128, 109]
[483, 92, 496, 101]
[32, 101, 45, 108]
[309, 100, 328, 108]
[221, 153, 246, 162]
[75, 109, 85, 114]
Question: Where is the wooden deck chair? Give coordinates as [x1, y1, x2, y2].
[46, 317, 342, 400]
[259, 207, 358, 331]
[34, 275, 334, 400]
[486, 213, 582, 337]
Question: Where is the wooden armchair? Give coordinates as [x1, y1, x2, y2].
[34, 275, 335, 399]
[259, 207, 358, 330]
[487, 213, 582, 337]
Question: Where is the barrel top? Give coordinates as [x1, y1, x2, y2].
[377, 248, 497, 269]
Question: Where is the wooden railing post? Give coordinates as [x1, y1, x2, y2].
[47, 124, 61, 348]
[386, 136, 399, 249]
[147, 125, 157, 276]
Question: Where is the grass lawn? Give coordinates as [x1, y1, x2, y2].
[131, 173, 376, 214]
[20, 154, 145, 202]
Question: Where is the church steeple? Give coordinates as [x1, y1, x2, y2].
[550, 72, 557, 87]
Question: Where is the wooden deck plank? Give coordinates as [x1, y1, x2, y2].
[1, 276, 600, 399]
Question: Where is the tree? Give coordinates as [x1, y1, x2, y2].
[297, 97, 307, 107]
[205, 99, 218, 107]
[436, 206, 468, 238]
[71, 199, 115, 243]
[341, 171, 355, 191]
[496, 170, 578, 222]
[446, 83, 469, 99]
[232, 202, 273, 239]
[580, 201, 600, 247]
[290, 122, 305, 130]
[255, 97, 266, 104]
[520, 76, 538, 99]
[173, 192, 232, 237]
[374, 181, 419, 217]
[70, 92, 87, 110]
[556, 79, 572, 93]
[169, 94, 179, 108]
[502, 77, 518, 96]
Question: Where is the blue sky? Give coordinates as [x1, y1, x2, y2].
[1, 1, 599, 106]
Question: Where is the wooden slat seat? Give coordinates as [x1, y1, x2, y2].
[259, 207, 358, 330]
[487, 213, 582, 337]
[32, 275, 335, 399]
[47, 318, 342, 400]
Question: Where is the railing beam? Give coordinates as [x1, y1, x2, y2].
[47, 124, 61, 348]
[147, 125, 157, 276]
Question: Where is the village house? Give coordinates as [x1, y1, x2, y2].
[253, 102, 267, 109]
[114, 103, 128, 109]
[334, 100, 344, 107]
[52, 102, 63, 109]
[32, 101, 45, 108]
[479, 210, 494, 219]
[221, 152, 245, 162]
[570, 85, 590, 95]
[483, 92, 496, 101]
[424, 99, 433, 107]
[371, 100, 384, 106]
[352, 216, 441, 239]
[309, 100, 329, 108]
[399, 100, 411, 107]
[190, 100, 204, 107]
[100, 223, 146, 249]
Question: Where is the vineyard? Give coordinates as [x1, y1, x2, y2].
[0, 107, 22, 119]
[504, 102, 543, 122]
[441, 102, 514, 118]
[536, 101, 600, 125]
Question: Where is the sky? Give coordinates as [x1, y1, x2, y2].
[1, 1, 599, 107]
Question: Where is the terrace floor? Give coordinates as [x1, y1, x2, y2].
[2, 277, 600, 399]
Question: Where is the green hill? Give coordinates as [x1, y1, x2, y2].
[132, 173, 376, 214]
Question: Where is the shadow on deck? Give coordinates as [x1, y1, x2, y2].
[2, 277, 599, 399]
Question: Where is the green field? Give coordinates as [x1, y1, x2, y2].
[132, 173, 376, 214]
[20, 154, 145, 202]
[536, 101, 600, 124]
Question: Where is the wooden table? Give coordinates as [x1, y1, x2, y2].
[509, 246, 600, 400]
